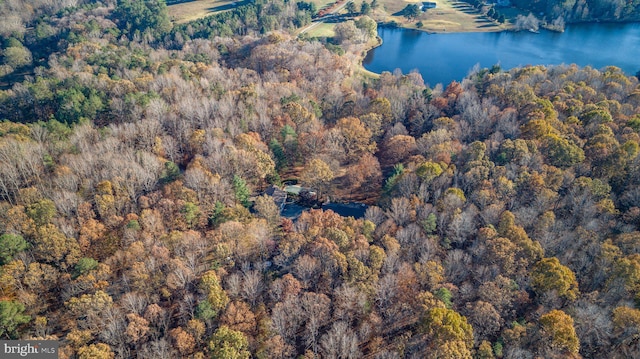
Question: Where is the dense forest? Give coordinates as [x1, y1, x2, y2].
[1, 0, 640, 358]
[509, 0, 640, 22]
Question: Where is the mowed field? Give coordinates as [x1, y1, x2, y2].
[169, 0, 511, 33]
[168, 0, 339, 25]
[310, 0, 339, 12]
[305, 22, 337, 38]
[305, 0, 510, 37]
[379, 0, 507, 32]
[167, 0, 240, 24]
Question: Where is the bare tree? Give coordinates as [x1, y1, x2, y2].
[293, 254, 320, 289]
[137, 339, 174, 359]
[301, 292, 331, 355]
[387, 197, 414, 227]
[120, 292, 149, 316]
[320, 321, 361, 359]
[241, 270, 263, 307]
[333, 284, 367, 324]
[271, 298, 304, 343]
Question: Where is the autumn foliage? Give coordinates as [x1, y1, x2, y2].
[1, 1, 640, 358]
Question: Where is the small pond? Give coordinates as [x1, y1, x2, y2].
[282, 202, 368, 219]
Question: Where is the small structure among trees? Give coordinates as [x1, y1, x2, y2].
[265, 185, 287, 212]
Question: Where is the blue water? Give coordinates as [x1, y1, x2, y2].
[363, 23, 640, 86]
[321, 202, 368, 218]
[281, 202, 368, 219]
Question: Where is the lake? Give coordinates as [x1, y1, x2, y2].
[363, 22, 640, 86]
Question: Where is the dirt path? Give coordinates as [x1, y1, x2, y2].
[299, 1, 350, 34]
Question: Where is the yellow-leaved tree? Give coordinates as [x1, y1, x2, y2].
[300, 158, 334, 199]
[531, 257, 579, 303]
[420, 307, 474, 359]
[538, 310, 580, 357]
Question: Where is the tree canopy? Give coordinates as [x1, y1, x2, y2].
[0, 1, 639, 357]
[112, 0, 172, 40]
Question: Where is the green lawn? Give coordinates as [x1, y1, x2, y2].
[306, 22, 337, 38]
[167, 0, 239, 24]
[310, 0, 338, 11]
[372, 0, 511, 32]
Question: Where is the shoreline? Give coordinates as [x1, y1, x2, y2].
[354, 35, 383, 79]
[353, 20, 640, 85]
[352, 18, 508, 79]
[375, 20, 509, 34]
[367, 0, 512, 34]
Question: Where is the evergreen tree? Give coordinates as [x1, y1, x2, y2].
[0, 234, 28, 265]
[112, 0, 172, 40]
[0, 300, 30, 339]
[361, 1, 372, 15]
[233, 175, 251, 208]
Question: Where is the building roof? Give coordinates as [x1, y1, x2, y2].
[265, 185, 287, 210]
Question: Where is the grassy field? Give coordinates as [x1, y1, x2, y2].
[309, 0, 339, 12]
[169, 0, 343, 24]
[167, 0, 241, 24]
[169, 0, 512, 32]
[305, 22, 337, 38]
[374, 0, 510, 32]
